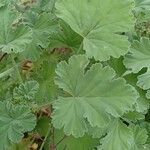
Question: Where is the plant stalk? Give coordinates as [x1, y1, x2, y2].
[0, 67, 15, 79]
[39, 126, 51, 150]
[11, 54, 23, 83]
[77, 42, 83, 54]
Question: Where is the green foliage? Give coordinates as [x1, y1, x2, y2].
[52, 55, 138, 137]
[0, 102, 36, 149]
[124, 38, 150, 98]
[55, 0, 134, 61]
[13, 80, 39, 101]
[0, 0, 150, 149]
[0, 6, 32, 53]
[99, 120, 149, 150]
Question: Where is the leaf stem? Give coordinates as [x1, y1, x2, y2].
[0, 66, 15, 79]
[39, 126, 51, 150]
[77, 42, 83, 54]
[52, 126, 55, 146]
[56, 135, 67, 146]
[63, 145, 67, 150]
[11, 54, 23, 83]
[0, 53, 7, 62]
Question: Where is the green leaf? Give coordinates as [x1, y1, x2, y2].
[137, 70, 150, 90]
[98, 121, 149, 150]
[0, 0, 14, 7]
[55, 0, 134, 61]
[87, 125, 108, 139]
[54, 130, 99, 150]
[58, 135, 98, 150]
[0, 6, 32, 53]
[123, 111, 145, 122]
[36, 117, 50, 137]
[124, 38, 150, 74]
[0, 102, 36, 150]
[124, 73, 149, 113]
[34, 54, 59, 104]
[49, 20, 83, 51]
[52, 55, 138, 137]
[135, 0, 150, 10]
[21, 42, 42, 61]
[13, 80, 39, 101]
[140, 122, 150, 144]
[130, 125, 148, 150]
[31, 13, 58, 48]
[124, 38, 150, 98]
[98, 120, 133, 150]
[21, 12, 58, 61]
[31, 0, 56, 13]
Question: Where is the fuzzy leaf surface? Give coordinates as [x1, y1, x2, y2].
[124, 38, 150, 98]
[98, 120, 133, 150]
[55, 0, 134, 61]
[52, 55, 138, 137]
[13, 80, 39, 101]
[0, 6, 32, 53]
[98, 121, 149, 150]
[0, 102, 36, 150]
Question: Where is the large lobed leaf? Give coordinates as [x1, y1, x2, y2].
[52, 55, 138, 137]
[55, 0, 134, 61]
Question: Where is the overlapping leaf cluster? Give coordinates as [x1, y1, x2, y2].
[0, 0, 150, 149]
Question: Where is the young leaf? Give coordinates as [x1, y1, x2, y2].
[0, 102, 36, 150]
[13, 80, 39, 101]
[0, 6, 32, 53]
[52, 55, 138, 137]
[123, 111, 145, 122]
[55, 0, 134, 60]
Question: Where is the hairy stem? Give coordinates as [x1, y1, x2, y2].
[77, 42, 83, 54]
[52, 127, 55, 146]
[39, 126, 51, 150]
[0, 53, 7, 62]
[11, 54, 23, 83]
[49, 126, 57, 150]
[0, 67, 15, 79]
